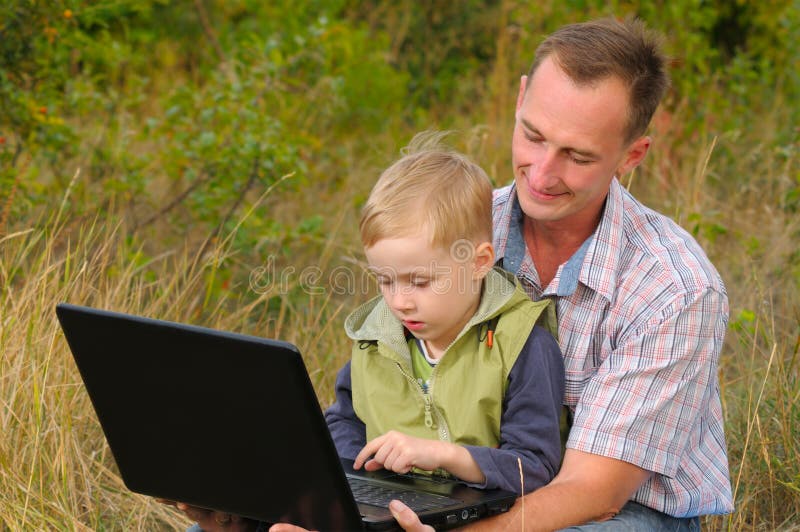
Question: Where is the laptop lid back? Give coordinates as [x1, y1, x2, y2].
[55, 303, 363, 530]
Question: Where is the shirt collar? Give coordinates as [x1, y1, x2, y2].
[496, 180, 624, 302]
[580, 178, 623, 302]
[497, 190, 528, 279]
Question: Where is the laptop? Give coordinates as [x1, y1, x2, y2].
[55, 303, 518, 531]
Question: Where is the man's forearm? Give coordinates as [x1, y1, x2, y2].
[464, 476, 612, 531]
[464, 449, 652, 531]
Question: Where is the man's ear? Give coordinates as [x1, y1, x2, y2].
[516, 75, 528, 111]
[473, 242, 496, 279]
[617, 136, 651, 176]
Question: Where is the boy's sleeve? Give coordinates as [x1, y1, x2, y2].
[464, 324, 564, 493]
[324, 360, 366, 460]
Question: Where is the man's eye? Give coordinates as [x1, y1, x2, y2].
[411, 279, 430, 287]
[571, 156, 592, 165]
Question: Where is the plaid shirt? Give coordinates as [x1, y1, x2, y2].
[493, 179, 733, 517]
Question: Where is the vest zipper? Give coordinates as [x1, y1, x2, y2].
[394, 361, 449, 438]
[422, 393, 434, 428]
[394, 362, 436, 429]
[426, 375, 452, 442]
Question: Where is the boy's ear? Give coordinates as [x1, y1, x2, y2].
[473, 242, 495, 279]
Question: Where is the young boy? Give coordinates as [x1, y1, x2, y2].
[325, 133, 565, 493]
[174, 136, 564, 531]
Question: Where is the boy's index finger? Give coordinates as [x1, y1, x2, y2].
[354, 433, 387, 469]
[353, 440, 375, 470]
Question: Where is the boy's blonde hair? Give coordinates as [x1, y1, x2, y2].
[360, 132, 493, 250]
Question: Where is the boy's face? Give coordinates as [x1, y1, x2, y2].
[365, 229, 494, 359]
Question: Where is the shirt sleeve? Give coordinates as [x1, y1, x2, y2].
[567, 287, 728, 478]
[324, 360, 366, 461]
[464, 324, 564, 493]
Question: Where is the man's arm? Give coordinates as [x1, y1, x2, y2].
[464, 449, 651, 531]
[462, 287, 727, 530]
[382, 449, 651, 532]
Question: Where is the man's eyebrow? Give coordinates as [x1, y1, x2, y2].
[520, 118, 599, 159]
[568, 146, 599, 160]
[520, 118, 539, 135]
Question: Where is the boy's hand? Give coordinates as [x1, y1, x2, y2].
[354, 430, 446, 473]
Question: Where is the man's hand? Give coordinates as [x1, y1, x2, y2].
[266, 501, 432, 532]
[389, 500, 435, 532]
[354, 430, 445, 473]
[157, 499, 258, 532]
[268, 524, 317, 532]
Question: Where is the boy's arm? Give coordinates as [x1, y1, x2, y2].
[355, 325, 564, 489]
[329, 359, 484, 480]
[354, 430, 487, 483]
[324, 360, 366, 460]
[464, 324, 564, 493]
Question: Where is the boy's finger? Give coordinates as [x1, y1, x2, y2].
[364, 458, 384, 471]
[354, 439, 378, 469]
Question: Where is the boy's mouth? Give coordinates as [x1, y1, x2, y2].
[403, 320, 425, 332]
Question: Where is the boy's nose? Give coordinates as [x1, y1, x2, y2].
[390, 290, 415, 312]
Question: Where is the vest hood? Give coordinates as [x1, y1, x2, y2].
[344, 267, 531, 357]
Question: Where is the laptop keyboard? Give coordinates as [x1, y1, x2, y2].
[348, 477, 461, 512]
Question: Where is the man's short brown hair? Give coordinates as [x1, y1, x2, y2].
[528, 17, 670, 143]
[360, 131, 493, 250]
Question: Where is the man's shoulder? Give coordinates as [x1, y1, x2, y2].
[615, 186, 725, 297]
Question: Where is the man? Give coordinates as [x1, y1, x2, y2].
[183, 16, 733, 532]
[386, 16, 733, 531]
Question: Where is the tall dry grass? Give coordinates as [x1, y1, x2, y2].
[0, 172, 357, 529]
[4, 121, 798, 530]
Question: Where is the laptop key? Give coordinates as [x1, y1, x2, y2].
[348, 477, 461, 512]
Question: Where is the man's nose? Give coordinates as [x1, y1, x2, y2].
[530, 147, 561, 183]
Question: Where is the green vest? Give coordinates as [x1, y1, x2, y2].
[347, 268, 556, 448]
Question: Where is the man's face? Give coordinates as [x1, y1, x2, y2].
[511, 57, 649, 229]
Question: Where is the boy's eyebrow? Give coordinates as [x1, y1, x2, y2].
[520, 118, 600, 159]
[366, 267, 432, 279]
